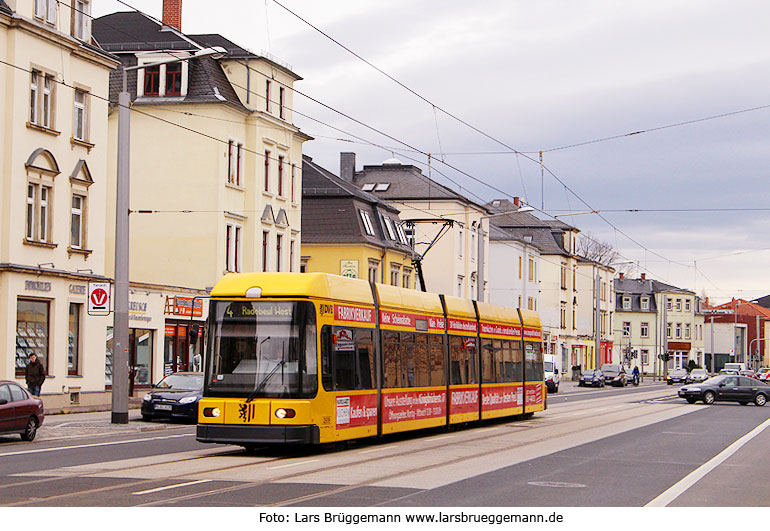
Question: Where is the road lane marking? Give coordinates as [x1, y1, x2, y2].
[132, 479, 211, 495]
[645, 416, 770, 507]
[268, 459, 320, 470]
[0, 433, 194, 458]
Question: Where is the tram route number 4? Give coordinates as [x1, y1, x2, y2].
[88, 282, 111, 316]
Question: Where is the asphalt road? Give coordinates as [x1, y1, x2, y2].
[1, 381, 769, 507]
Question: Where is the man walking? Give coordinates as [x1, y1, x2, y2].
[25, 354, 45, 396]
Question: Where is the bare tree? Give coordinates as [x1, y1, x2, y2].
[577, 232, 636, 275]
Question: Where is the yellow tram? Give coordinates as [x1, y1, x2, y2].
[196, 273, 544, 447]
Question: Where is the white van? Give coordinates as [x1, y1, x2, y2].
[723, 362, 746, 373]
[544, 354, 560, 393]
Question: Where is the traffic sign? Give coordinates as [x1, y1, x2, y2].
[88, 282, 111, 315]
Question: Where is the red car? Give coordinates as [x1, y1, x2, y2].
[740, 370, 758, 379]
[0, 380, 45, 441]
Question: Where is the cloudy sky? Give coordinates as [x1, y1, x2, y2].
[95, 0, 770, 303]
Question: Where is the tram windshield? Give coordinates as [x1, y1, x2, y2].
[205, 300, 317, 398]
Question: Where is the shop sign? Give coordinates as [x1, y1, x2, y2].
[25, 280, 51, 292]
[164, 296, 203, 317]
[340, 260, 358, 278]
[129, 300, 151, 323]
[69, 284, 87, 295]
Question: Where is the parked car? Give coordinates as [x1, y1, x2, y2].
[679, 375, 770, 406]
[0, 380, 45, 441]
[141, 372, 204, 422]
[666, 368, 689, 385]
[739, 370, 758, 379]
[686, 368, 710, 384]
[719, 368, 739, 376]
[600, 364, 627, 387]
[544, 355, 560, 393]
[578, 369, 605, 388]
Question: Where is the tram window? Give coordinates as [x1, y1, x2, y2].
[525, 341, 544, 381]
[429, 336, 445, 386]
[449, 336, 470, 385]
[493, 340, 504, 383]
[502, 341, 515, 381]
[334, 347, 357, 390]
[511, 340, 523, 382]
[481, 339, 495, 383]
[414, 341, 429, 386]
[383, 337, 401, 388]
[402, 333, 415, 387]
[355, 329, 375, 389]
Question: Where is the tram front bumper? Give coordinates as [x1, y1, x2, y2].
[196, 423, 320, 445]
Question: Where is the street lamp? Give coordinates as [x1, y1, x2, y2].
[111, 46, 226, 424]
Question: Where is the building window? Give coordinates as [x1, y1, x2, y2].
[675, 323, 682, 339]
[640, 322, 649, 338]
[390, 264, 400, 286]
[73, 89, 88, 141]
[685, 299, 691, 312]
[471, 224, 476, 262]
[623, 321, 630, 337]
[291, 164, 297, 203]
[144, 65, 160, 96]
[560, 303, 566, 329]
[457, 225, 463, 258]
[560, 263, 567, 289]
[667, 298, 672, 311]
[518, 295, 522, 308]
[262, 231, 269, 272]
[277, 156, 284, 196]
[225, 224, 241, 272]
[641, 297, 649, 311]
[359, 210, 375, 236]
[16, 299, 50, 377]
[265, 79, 272, 112]
[457, 276, 464, 298]
[165, 62, 182, 95]
[30, 71, 56, 129]
[68, 303, 82, 375]
[675, 298, 682, 311]
[667, 322, 672, 339]
[368, 259, 379, 283]
[276, 233, 283, 272]
[279, 86, 285, 119]
[641, 349, 649, 365]
[70, 194, 86, 248]
[528, 297, 534, 310]
[227, 140, 243, 186]
[35, 0, 56, 24]
[470, 276, 476, 300]
[685, 323, 691, 340]
[289, 239, 295, 272]
[402, 267, 412, 289]
[600, 280, 606, 301]
[528, 256, 535, 282]
[264, 150, 270, 191]
[572, 265, 577, 291]
[518, 256, 522, 279]
[72, 0, 90, 40]
[26, 183, 52, 243]
[622, 296, 631, 310]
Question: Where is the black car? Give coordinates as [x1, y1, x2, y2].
[578, 369, 605, 388]
[141, 372, 204, 422]
[600, 364, 627, 387]
[666, 368, 688, 385]
[678, 375, 770, 406]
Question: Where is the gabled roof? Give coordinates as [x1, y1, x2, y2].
[302, 157, 412, 253]
[485, 199, 573, 256]
[352, 159, 490, 213]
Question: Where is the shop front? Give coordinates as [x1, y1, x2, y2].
[163, 295, 206, 375]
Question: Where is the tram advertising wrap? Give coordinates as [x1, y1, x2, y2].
[196, 273, 545, 448]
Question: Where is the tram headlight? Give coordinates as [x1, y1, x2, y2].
[203, 407, 221, 418]
[274, 408, 295, 419]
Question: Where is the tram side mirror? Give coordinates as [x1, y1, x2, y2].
[0, 399, 6, 405]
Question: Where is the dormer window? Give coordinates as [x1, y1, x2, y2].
[72, 0, 91, 41]
[166, 63, 182, 95]
[381, 215, 396, 240]
[359, 210, 375, 236]
[362, 183, 376, 192]
[144, 65, 160, 96]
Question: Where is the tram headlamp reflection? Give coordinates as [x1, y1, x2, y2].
[203, 407, 221, 418]
[274, 408, 295, 419]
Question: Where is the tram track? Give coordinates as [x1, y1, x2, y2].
[5, 387, 683, 506]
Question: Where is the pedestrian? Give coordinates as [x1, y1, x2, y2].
[25, 353, 45, 396]
[632, 365, 640, 385]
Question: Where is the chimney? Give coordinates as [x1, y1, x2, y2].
[163, 0, 182, 31]
[640, 273, 646, 280]
[619, 272, 624, 279]
[340, 152, 356, 182]
[513, 197, 520, 207]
